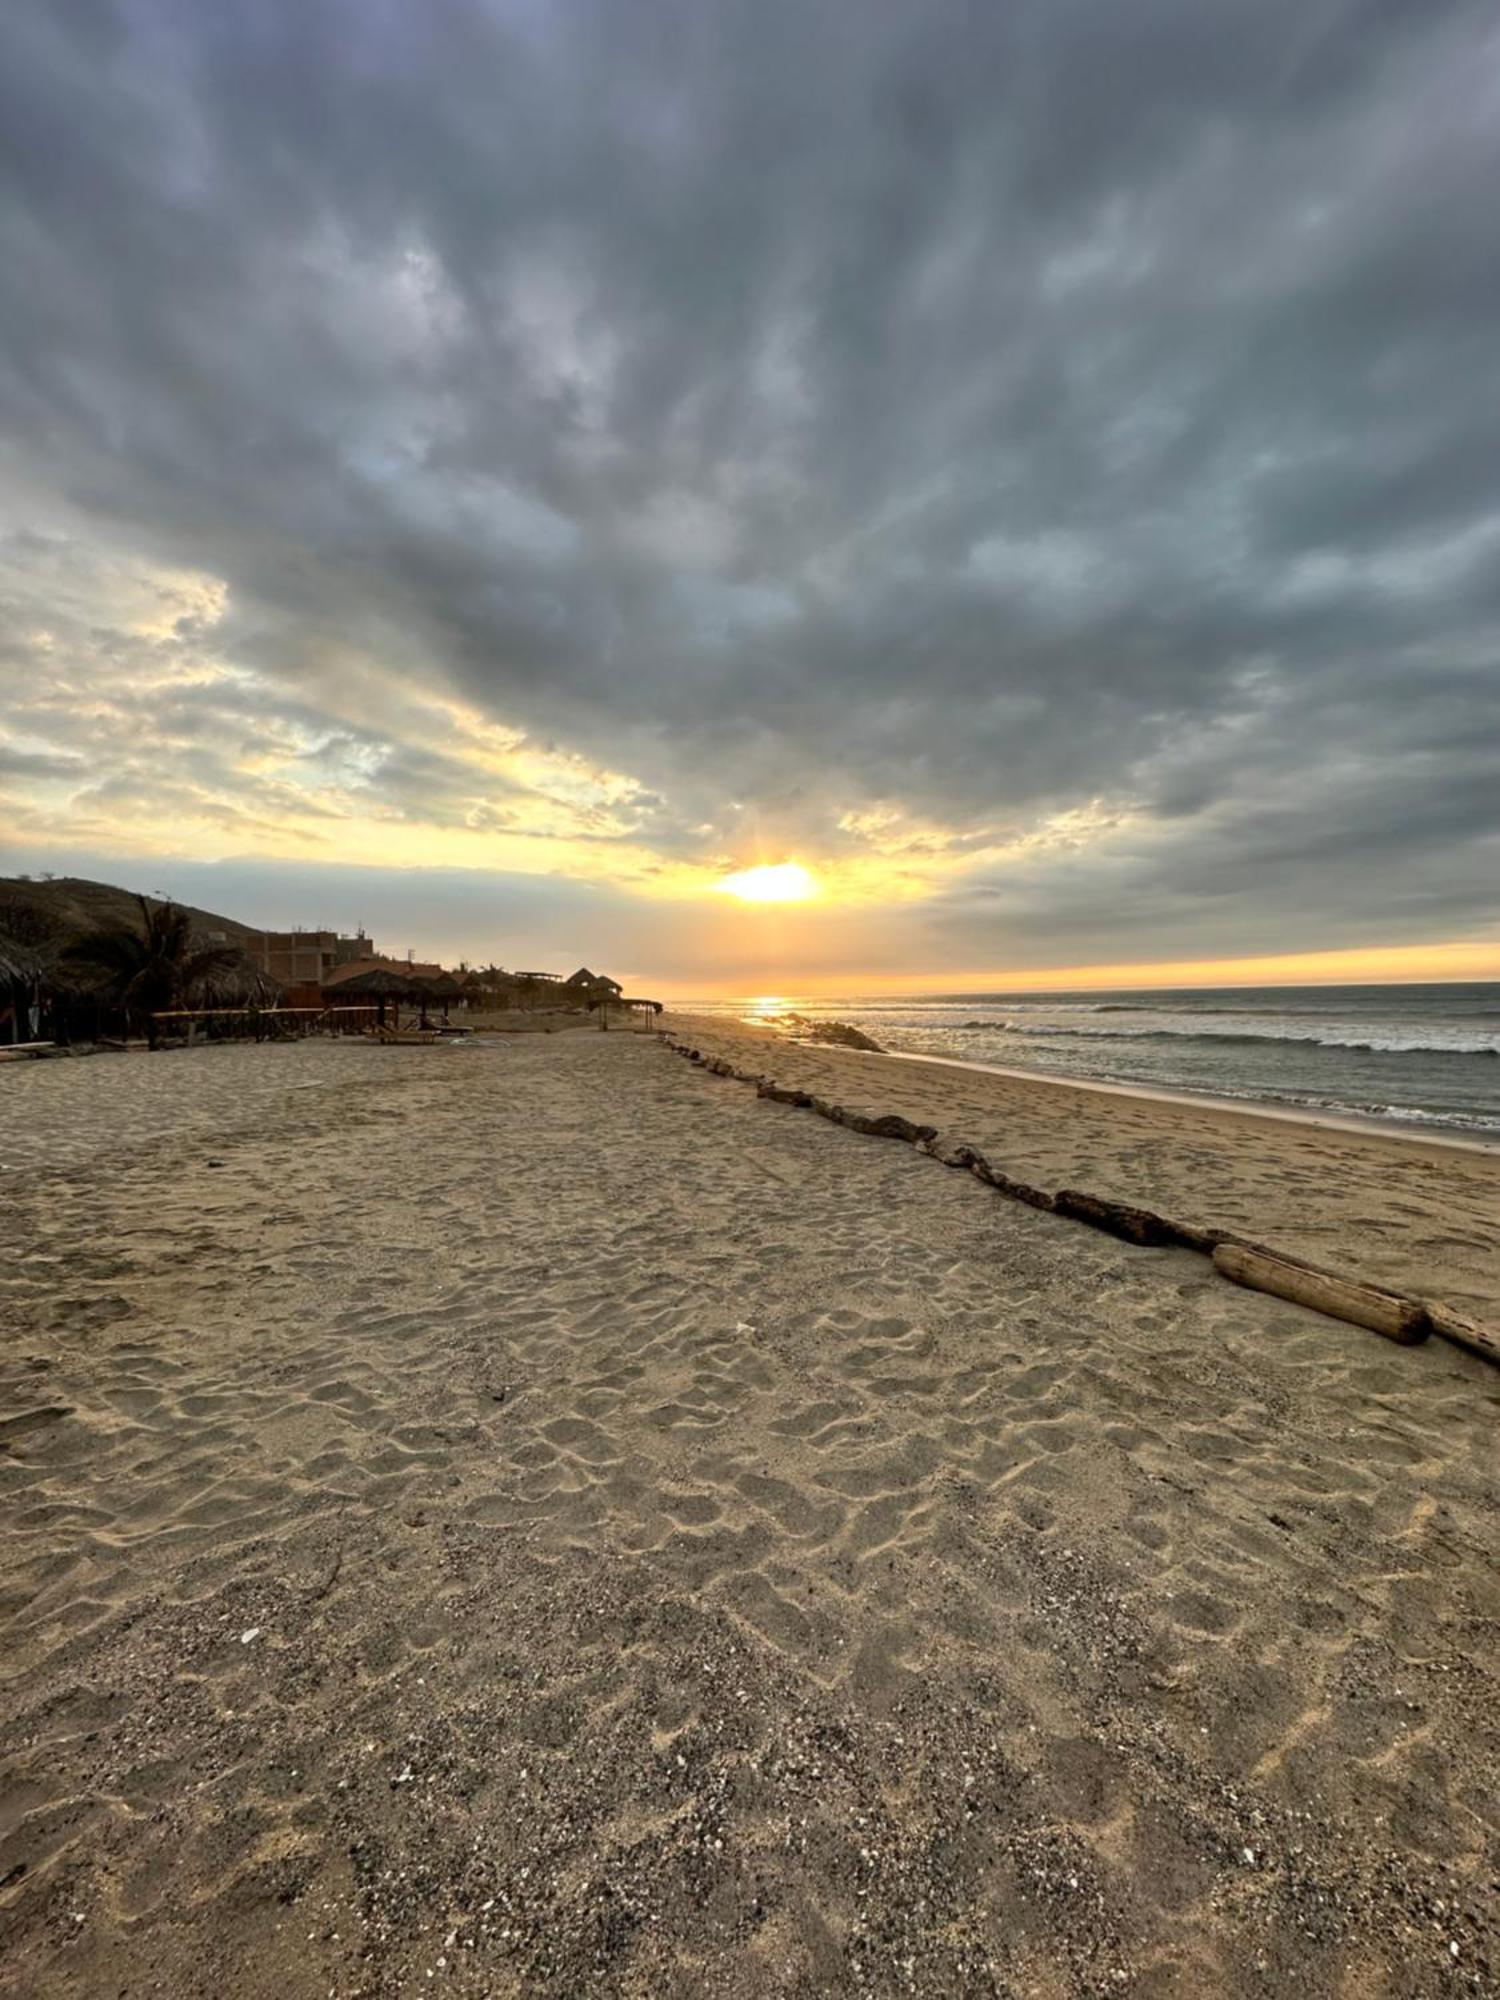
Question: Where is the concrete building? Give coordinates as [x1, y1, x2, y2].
[252, 929, 378, 987]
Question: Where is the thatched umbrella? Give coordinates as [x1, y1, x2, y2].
[615, 995, 664, 1031]
[0, 938, 46, 1045]
[0, 938, 40, 983]
[333, 964, 439, 1027]
[591, 992, 663, 1032]
[425, 970, 463, 1022]
[328, 967, 408, 997]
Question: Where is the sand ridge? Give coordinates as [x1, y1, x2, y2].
[1, 1032, 1497, 1996]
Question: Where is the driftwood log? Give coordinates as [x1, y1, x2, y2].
[1211, 1242, 1430, 1345]
[917, 1135, 986, 1171]
[1425, 1304, 1500, 1366]
[971, 1158, 1055, 1211]
[757, 1079, 812, 1106]
[1054, 1189, 1182, 1247]
[847, 1111, 939, 1144]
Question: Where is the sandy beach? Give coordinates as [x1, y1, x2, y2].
[667, 1017, 1500, 1328]
[2, 1030, 1497, 1997]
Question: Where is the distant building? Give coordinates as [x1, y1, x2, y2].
[566, 966, 622, 995]
[252, 929, 377, 986]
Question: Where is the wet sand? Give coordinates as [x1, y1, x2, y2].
[2, 1032, 1497, 1997]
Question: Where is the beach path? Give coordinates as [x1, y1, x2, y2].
[2, 1034, 1496, 1996]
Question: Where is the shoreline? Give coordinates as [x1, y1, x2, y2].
[866, 1043, 1500, 1156]
[688, 989, 1500, 1151]
[667, 1013, 1500, 1326]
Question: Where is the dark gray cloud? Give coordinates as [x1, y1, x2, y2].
[2, 0, 1498, 970]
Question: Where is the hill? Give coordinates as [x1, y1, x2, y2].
[0, 875, 262, 958]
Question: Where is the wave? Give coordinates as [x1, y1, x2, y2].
[927, 1020, 1500, 1057]
[1365, 1102, 1500, 1133]
[882, 1044, 1500, 1136]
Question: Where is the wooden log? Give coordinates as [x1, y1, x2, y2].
[917, 1135, 984, 1170]
[757, 1080, 812, 1107]
[1054, 1189, 1182, 1248]
[971, 1159, 1055, 1211]
[1162, 1219, 1224, 1256]
[1211, 1241, 1430, 1345]
[1425, 1303, 1500, 1368]
[847, 1111, 939, 1143]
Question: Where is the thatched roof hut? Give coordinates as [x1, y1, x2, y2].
[331, 966, 435, 1001]
[568, 966, 622, 995]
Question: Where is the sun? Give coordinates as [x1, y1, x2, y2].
[718, 861, 819, 904]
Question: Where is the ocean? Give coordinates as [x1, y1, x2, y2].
[695, 983, 1500, 1139]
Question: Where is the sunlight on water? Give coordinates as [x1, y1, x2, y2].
[741, 994, 793, 1025]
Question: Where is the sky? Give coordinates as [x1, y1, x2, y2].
[2, 0, 1498, 996]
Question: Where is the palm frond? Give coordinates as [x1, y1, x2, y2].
[62, 925, 149, 982]
[180, 944, 246, 992]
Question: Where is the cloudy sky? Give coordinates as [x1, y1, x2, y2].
[2, 0, 1498, 993]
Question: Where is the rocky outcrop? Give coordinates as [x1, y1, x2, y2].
[787, 1016, 883, 1052]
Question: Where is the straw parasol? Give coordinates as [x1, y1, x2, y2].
[0, 938, 50, 1046]
[332, 964, 445, 1027]
[332, 966, 429, 999]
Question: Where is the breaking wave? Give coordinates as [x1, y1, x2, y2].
[984, 1020, 1500, 1056]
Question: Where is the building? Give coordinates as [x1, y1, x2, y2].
[252, 929, 378, 986]
[566, 966, 622, 995]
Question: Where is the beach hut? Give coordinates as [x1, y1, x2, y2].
[568, 966, 622, 998]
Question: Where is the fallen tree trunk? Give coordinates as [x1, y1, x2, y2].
[1211, 1242, 1430, 1345]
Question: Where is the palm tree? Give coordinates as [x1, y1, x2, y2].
[63, 896, 243, 1049]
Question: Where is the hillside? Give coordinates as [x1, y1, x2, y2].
[0, 876, 264, 971]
